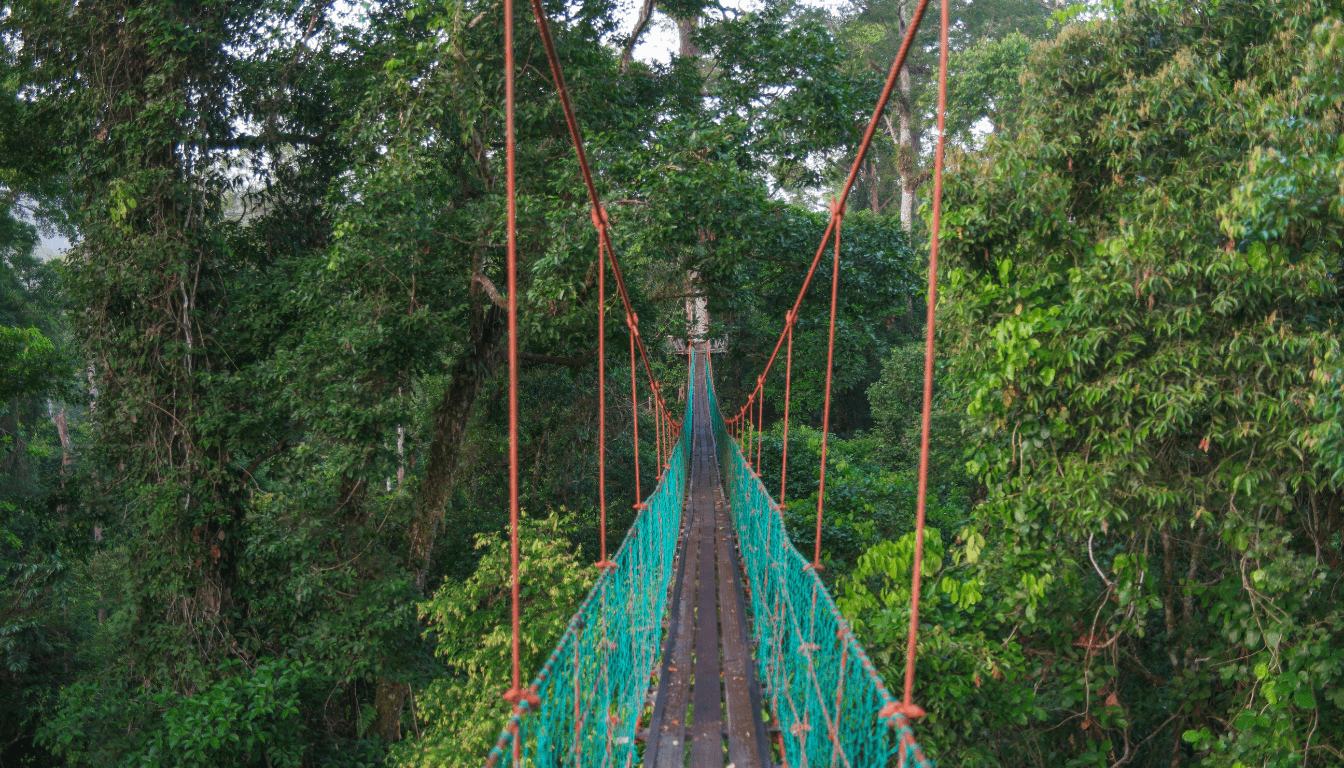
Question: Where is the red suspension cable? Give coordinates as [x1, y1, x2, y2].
[780, 315, 794, 504]
[711, 0, 932, 413]
[755, 381, 764, 470]
[654, 392, 663, 480]
[812, 198, 844, 570]
[596, 232, 614, 569]
[743, 399, 751, 469]
[903, 0, 950, 709]
[524, 0, 678, 448]
[502, 0, 533, 713]
[629, 318, 642, 509]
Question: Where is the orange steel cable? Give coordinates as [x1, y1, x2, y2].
[596, 235, 613, 569]
[669, 403, 677, 468]
[780, 316, 794, 504]
[812, 198, 844, 569]
[904, 0, 950, 709]
[655, 392, 666, 478]
[629, 319, 642, 509]
[669, 400, 677, 470]
[489, 0, 943, 753]
[655, 395, 662, 478]
[742, 399, 750, 469]
[755, 382, 764, 470]
[497, 0, 683, 723]
[749, 398, 758, 470]
[525, 0, 669, 412]
[744, 399, 751, 467]
[749, 384, 757, 469]
[710, 0, 937, 705]
[714, 0, 931, 413]
[748, 399, 754, 468]
[502, 0, 528, 712]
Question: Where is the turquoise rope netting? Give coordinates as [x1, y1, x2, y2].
[484, 352, 694, 768]
[484, 349, 932, 767]
[706, 362, 933, 768]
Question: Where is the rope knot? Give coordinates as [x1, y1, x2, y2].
[503, 685, 541, 709]
[830, 196, 846, 220]
[594, 560, 618, 570]
[878, 701, 926, 721]
[798, 642, 819, 656]
[789, 721, 812, 737]
[590, 204, 609, 230]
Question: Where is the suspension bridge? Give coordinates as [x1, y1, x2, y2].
[482, 0, 951, 763]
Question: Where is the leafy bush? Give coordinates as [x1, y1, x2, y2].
[44, 658, 310, 767]
[937, 4, 1344, 765]
[394, 513, 594, 768]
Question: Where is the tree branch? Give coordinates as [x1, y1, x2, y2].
[619, 0, 658, 71]
[472, 271, 508, 310]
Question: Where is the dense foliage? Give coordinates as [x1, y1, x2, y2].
[2, 0, 1342, 766]
[926, 2, 1344, 765]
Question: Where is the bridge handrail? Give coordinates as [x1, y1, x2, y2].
[485, 351, 696, 767]
[705, 361, 933, 768]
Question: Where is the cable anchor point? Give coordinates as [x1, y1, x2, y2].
[503, 685, 541, 709]
[878, 701, 926, 721]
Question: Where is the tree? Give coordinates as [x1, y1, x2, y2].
[1, 0, 910, 760]
[935, 2, 1344, 764]
[836, 0, 1068, 229]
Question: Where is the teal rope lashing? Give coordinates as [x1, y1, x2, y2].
[705, 370, 934, 768]
[483, 348, 932, 768]
[484, 351, 696, 768]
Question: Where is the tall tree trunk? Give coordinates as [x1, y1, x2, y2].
[893, 62, 923, 233]
[407, 300, 508, 593]
[869, 159, 881, 214]
[678, 16, 699, 57]
[375, 298, 507, 743]
[620, 0, 658, 70]
[49, 399, 73, 467]
[372, 678, 409, 743]
[876, 0, 924, 232]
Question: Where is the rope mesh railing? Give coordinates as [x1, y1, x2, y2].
[706, 368, 934, 768]
[485, 351, 696, 768]
[486, 0, 951, 757]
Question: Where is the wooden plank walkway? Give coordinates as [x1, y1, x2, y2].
[645, 350, 772, 768]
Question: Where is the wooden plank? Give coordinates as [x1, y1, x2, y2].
[691, 352, 725, 768]
[646, 348, 773, 768]
[723, 508, 775, 768]
[647, 495, 699, 767]
[717, 501, 767, 768]
[690, 496, 723, 768]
